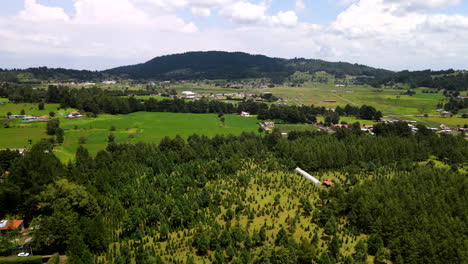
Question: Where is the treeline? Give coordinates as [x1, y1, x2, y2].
[444, 97, 468, 114]
[367, 69, 468, 91]
[0, 67, 112, 83]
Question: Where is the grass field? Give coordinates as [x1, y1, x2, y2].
[0, 102, 73, 116]
[316, 116, 380, 126]
[0, 110, 260, 161]
[276, 124, 321, 133]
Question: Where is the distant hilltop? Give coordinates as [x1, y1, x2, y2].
[104, 51, 391, 80]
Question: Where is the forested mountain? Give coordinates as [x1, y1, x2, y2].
[0, 67, 108, 83]
[105, 51, 392, 80]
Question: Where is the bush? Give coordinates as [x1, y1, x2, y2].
[0, 256, 43, 264]
[46, 254, 59, 264]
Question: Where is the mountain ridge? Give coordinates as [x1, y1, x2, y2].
[104, 51, 392, 80]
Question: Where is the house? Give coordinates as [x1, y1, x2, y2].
[7, 115, 26, 119]
[181, 91, 197, 99]
[333, 124, 349, 129]
[0, 171, 7, 184]
[440, 111, 452, 117]
[240, 111, 251, 117]
[67, 112, 83, 119]
[102, 80, 117, 85]
[0, 220, 24, 233]
[322, 180, 334, 187]
[323, 100, 337, 103]
[21, 116, 37, 122]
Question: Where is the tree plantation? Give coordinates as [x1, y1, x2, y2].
[0, 128, 466, 263]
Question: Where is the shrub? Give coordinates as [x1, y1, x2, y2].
[0, 256, 43, 264]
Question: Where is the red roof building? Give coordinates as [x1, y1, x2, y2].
[0, 220, 24, 231]
[322, 180, 334, 187]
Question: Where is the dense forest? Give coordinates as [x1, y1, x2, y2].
[0, 125, 466, 263]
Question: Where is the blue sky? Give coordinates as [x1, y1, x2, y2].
[1, 0, 468, 70]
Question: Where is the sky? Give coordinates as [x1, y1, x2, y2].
[1, 0, 468, 71]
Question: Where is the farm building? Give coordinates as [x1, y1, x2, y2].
[322, 180, 334, 187]
[67, 112, 83, 119]
[7, 115, 26, 119]
[240, 111, 251, 117]
[295, 167, 322, 186]
[181, 91, 197, 99]
[323, 100, 337, 103]
[0, 171, 7, 184]
[0, 220, 24, 234]
[21, 116, 37, 122]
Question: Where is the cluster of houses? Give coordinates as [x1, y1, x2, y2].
[332, 119, 466, 136]
[6, 112, 83, 121]
[259, 121, 275, 131]
[7, 115, 49, 122]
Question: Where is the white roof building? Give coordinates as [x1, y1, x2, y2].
[295, 167, 322, 186]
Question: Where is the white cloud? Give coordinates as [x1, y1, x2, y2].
[72, 0, 198, 32]
[191, 7, 211, 17]
[295, 0, 305, 11]
[271, 11, 298, 27]
[219, 1, 299, 27]
[384, 0, 461, 11]
[220, 1, 268, 24]
[2, 0, 468, 71]
[18, 0, 70, 22]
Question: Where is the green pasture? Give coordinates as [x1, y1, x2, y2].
[0, 102, 73, 116]
[316, 116, 379, 126]
[276, 124, 321, 133]
[0, 111, 259, 161]
[411, 116, 467, 127]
